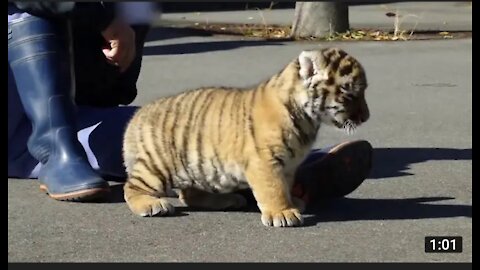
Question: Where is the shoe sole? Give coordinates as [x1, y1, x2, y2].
[39, 184, 110, 202]
[294, 140, 373, 202]
[323, 140, 373, 198]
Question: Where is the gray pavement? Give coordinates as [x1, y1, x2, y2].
[159, 2, 472, 32]
[8, 6, 472, 263]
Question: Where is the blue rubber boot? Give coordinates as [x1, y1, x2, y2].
[8, 16, 110, 201]
[293, 140, 373, 204]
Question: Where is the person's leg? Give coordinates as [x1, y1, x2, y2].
[8, 102, 138, 181]
[7, 2, 154, 182]
[8, 9, 109, 201]
[8, 64, 39, 179]
[78, 106, 139, 179]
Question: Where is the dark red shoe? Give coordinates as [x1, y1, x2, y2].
[292, 140, 373, 205]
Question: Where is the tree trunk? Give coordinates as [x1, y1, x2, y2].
[291, 2, 349, 38]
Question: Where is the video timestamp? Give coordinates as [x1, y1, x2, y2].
[425, 236, 462, 253]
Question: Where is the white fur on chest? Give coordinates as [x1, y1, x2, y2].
[215, 162, 249, 192]
[174, 161, 249, 193]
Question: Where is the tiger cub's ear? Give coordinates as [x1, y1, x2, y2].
[298, 50, 328, 88]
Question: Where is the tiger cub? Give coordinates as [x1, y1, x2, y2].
[122, 47, 369, 227]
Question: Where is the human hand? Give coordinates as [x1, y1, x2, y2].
[101, 19, 136, 72]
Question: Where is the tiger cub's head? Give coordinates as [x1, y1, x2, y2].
[297, 47, 369, 133]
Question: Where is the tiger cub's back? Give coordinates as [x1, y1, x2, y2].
[122, 87, 256, 194]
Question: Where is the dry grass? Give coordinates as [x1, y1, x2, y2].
[187, 22, 469, 41]
[184, 4, 469, 41]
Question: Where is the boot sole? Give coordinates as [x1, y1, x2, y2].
[322, 140, 373, 198]
[39, 184, 110, 202]
[293, 140, 373, 202]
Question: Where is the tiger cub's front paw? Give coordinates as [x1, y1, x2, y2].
[127, 196, 175, 217]
[260, 208, 303, 227]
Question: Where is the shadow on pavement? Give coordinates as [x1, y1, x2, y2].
[143, 25, 286, 56]
[143, 39, 285, 56]
[370, 147, 471, 179]
[303, 196, 471, 226]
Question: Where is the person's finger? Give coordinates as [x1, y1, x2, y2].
[103, 46, 117, 59]
[102, 48, 112, 59]
[102, 47, 120, 68]
[102, 39, 135, 72]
